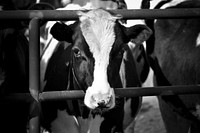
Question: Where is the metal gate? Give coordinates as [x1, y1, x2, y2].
[0, 8, 200, 133]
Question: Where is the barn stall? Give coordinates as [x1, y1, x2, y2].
[0, 7, 200, 133]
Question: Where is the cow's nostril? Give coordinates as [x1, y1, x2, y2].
[97, 100, 107, 108]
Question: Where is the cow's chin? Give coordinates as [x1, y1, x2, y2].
[91, 106, 110, 115]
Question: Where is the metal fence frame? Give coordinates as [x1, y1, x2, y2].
[0, 8, 200, 133]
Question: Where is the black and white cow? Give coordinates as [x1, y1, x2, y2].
[40, 0, 128, 90]
[41, 9, 152, 133]
[144, 0, 200, 132]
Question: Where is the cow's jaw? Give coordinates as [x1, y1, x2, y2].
[79, 9, 118, 109]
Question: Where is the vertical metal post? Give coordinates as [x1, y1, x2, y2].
[29, 18, 40, 133]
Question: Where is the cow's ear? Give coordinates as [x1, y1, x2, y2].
[50, 22, 73, 43]
[125, 25, 152, 44]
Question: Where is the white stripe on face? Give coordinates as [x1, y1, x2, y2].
[196, 32, 200, 47]
[78, 9, 119, 109]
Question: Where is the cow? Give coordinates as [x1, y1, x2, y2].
[143, 0, 200, 132]
[41, 9, 152, 133]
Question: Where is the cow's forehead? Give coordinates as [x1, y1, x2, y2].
[78, 9, 119, 63]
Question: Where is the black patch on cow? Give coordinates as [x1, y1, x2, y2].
[50, 22, 74, 42]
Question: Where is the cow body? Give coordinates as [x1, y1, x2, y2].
[0, 28, 33, 133]
[151, 1, 200, 132]
[0, 3, 58, 132]
[0, 3, 34, 132]
[42, 9, 152, 133]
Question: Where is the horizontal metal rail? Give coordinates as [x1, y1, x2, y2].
[0, 8, 200, 20]
[37, 85, 200, 101]
[1, 85, 200, 103]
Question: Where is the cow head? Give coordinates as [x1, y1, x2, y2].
[50, 9, 151, 110]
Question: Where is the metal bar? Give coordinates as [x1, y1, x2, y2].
[29, 100, 41, 133]
[29, 18, 40, 133]
[0, 8, 199, 20]
[1, 85, 200, 102]
[114, 85, 200, 97]
[40, 90, 85, 101]
[29, 117, 40, 133]
[39, 85, 200, 101]
[29, 18, 40, 101]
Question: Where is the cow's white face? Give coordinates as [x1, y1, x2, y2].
[78, 9, 120, 109]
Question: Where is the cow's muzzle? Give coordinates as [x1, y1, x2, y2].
[91, 93, 112, 108]
[84, 87, 115, 110]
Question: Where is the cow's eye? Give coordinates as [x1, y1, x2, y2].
[73, 48, 81, 58]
